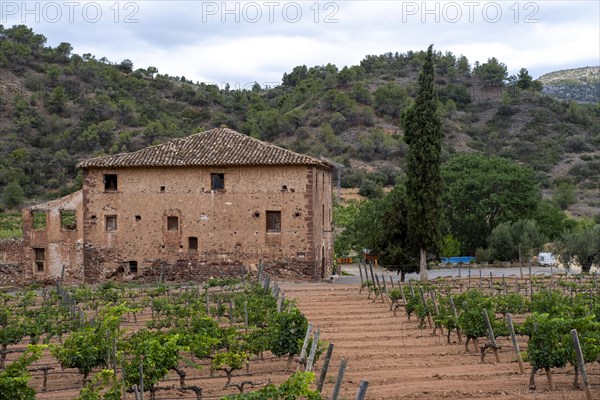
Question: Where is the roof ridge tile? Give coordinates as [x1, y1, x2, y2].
[77, 127, 332, 169]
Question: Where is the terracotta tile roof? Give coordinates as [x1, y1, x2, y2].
[77, 127, 333, 169]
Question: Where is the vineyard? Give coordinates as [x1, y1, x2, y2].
[2, 265, 600, 400]
[280, 265, 600, 400]
[0, 272, 354, 400]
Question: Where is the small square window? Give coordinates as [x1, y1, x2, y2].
[211, 173, 224, 190]
[167, 216, 179, 231]
[106, 216, 117, 231]
[266, 211, 281, 233]
[34, 248, 45, 273]
[129, 261, 138, 274]
[104, 174, 118, 191]
[188, 236, 198, 250]
[32, 211, 47, 230]
[61, 210, 77, 230]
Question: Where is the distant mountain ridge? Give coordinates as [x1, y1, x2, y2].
[540, 66, 600, 104]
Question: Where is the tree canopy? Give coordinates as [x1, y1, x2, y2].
[553, 224, 600, 273]
[473, 57, 508, 86]
[442, 153, 540, 254]
[335, 185, 417, 277]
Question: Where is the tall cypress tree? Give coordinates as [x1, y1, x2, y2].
[401, 45, 443, 281]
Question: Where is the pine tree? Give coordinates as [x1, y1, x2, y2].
[516, 68, 533, 90]
[401, 45, 443, 281]
[2, 181, 25, 210]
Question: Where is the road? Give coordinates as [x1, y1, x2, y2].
[333, 263, 592, 285]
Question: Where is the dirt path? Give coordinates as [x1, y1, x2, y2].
[281, 282, 600, 400]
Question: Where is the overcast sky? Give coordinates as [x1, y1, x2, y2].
[2, 1, 598, 88]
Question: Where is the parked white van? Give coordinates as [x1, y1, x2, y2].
[538, 252, 556, 266]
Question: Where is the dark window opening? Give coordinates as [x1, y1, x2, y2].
[160, 186, 165, 192]
[211, 173, 224, 190]
[281, 185, 288, 192]
[322, 204, 325, 225]
[135, 215, 141, 221]
[266, 211, 281, 233]
[34, 248, 45, 273]
[104, 174, 118, 191]
[293, 211, 301, 218]
[129, 261, 138, 274]
[32, 211, 47, 230]
[167, 216, 179, 231]
[91, 214, 97, 222]
[61, 210, 77, 230]
[253, 211, 260, 218]
[106, 216, 117, 231]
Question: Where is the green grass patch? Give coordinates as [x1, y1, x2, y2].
[0, 212, 23, 239]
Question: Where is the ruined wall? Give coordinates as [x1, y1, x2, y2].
[22, 190, 84, 283]
[0, 238, 30, 287]
[82, 165, 332, 282]
[308, 167, 334, 280]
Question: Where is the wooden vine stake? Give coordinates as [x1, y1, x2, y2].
[449, 296, 462, 344]
[399, 281, 407, 309]
[430, 291, 443, 335]
[355, 380, 369, 400]
[331, 359, 347, 400]
[375, 274, 390, 303]
[305, 329, 320, 372]
[481, 309, 500, 363]
[571, 329, 593, 400]
[381, 274, 390, 304]
[545, 367, 555, 390]
[317, 343, 334, 393]
[468, 269, 471, 288]
[244, 301, 248, 332]
[506, 313, 524, 374]
[297, 323, 313, 370]
[139, 355, 144, 400]
[358, 263, 364, 284]
[418, 287, 433, 328]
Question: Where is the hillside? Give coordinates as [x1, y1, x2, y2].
[540, 66, 600, 104]
[1, 25, 599, 216]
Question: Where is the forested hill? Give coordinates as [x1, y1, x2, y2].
[1, 25, 599, 214]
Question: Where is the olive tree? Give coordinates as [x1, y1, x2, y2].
[553, 224, 600, 273]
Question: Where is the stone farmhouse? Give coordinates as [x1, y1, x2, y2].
[17, 126, 334, 283]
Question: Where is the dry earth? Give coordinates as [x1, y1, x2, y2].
[281, 282, 600, 400]
[12, 278, 600, 400]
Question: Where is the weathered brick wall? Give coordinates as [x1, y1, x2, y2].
[82, 165, 332, 283]
[0, 238, 30, 287]
[0, 238, 23, 264]
[22, 190, 84, 282]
